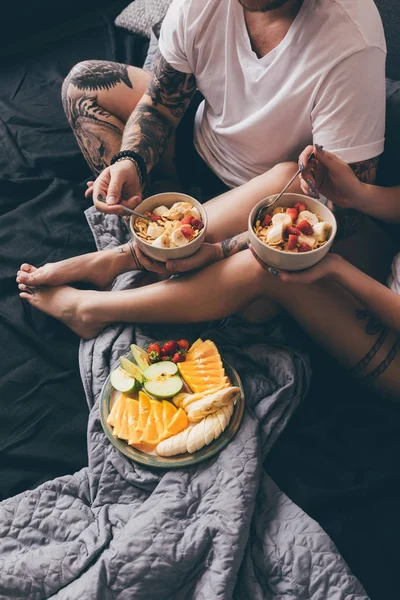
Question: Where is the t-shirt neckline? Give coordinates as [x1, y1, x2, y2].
[236, 0, 313, 64]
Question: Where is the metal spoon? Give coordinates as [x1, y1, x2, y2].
[255, 152, 315, 223]
[96, 194, 151, 221]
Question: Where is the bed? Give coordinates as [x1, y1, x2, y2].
[1, 1, 400, 598]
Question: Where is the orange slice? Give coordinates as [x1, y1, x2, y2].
[116, 404, 130, 440]
[188, 338, 203, 353]
[107, 393, 124, 427]
[151, 400, 164, 440]
[140, 402, 159, 445]
[110, 394, 127, 436]
[137, 391, 151, 434]
[178, 339, 228, 393]
[162, 400, 177, 429]
[162, 407, 188, 440]
[127, 399, 140, 445]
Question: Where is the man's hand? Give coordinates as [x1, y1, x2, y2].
[299, 145, 366, 209]
[87, 160, 143, 216]
[249, 244, 344, 284]
[134, 242, 222, 275]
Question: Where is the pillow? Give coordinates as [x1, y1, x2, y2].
[143, 23, 162, 72]
[115, 0, 172, 39]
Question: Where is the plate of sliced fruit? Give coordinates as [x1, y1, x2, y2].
[99, 338, 245, 468]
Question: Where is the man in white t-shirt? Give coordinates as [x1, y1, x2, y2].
[60, 0, 386, 265]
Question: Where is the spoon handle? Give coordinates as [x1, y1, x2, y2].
[96, 194, 150, 221]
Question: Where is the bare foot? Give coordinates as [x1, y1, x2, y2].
[18, 284, 106, 339]
[16, 245, 139, 289]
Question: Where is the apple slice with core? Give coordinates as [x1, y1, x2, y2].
[143, 361, 183, 399]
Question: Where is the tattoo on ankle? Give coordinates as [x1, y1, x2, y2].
[66, 61, 132, 92]
[221, 232, 249, 259]
[122, 104, 172, 172]
[149, 56, 197, 120]
[63, 93, 123, 176]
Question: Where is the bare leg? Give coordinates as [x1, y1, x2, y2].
[18, 250, 400, 396]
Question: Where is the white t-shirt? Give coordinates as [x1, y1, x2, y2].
[159, 0, 386, 188]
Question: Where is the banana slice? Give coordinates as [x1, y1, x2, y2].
[156, 426, 193, 457]
[152, 233, 170, 248]
[298, 211, 319, 226]
[185, 386, 240, 422]
[171, 228, 190, 247]
[152, 205, 169, 217]
[266, 224, 284, 245]
[298, 234, 316, 248]
[147, 224, 164, 239]
[271, 213, 292, 227]
[313, 221, 332, 242]
[188, 207, 201, 219]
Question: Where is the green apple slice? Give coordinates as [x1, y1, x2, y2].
[130, 344, 150, 372]
[143, 361, 182, 398]
[120, 356, 144, 383]
[110, 367, 139, 393]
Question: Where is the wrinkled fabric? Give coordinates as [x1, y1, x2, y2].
[0, 210, 367, 599]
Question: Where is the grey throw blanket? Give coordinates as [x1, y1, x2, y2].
[0, 209, 368, 599]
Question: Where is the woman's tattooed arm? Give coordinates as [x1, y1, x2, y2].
[121, 56, 197, 172]
[220, 232, 249, 259]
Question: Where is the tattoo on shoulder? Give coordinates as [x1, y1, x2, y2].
[147, 56, 197, 120]
[66, 60, 132, 92]
[350, 157, 379, 184]
[221, 232, 249, 259]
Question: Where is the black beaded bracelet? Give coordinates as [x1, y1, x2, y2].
[110, 150, 147, 187]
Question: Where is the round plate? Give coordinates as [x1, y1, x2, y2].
[99, 347, 245, 468]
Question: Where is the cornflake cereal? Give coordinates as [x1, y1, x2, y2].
[253, 201, 332, 253]
[133, 202, 204, 248]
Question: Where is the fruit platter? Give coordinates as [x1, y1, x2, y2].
[99, 338, 245, 468]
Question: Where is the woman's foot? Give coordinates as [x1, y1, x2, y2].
[18, 284, 107, 339]
[16, 244, 139, 289]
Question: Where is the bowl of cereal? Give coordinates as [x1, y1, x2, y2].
[248, 193, 337, 271]
[130, 192, 207, 263]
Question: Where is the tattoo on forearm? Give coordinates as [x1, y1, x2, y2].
[350, 157, 379, 184]
[221, 232, 249, 259]
[63, 92, 123, 176]
[65, 60, 132, 92]
[121, 104, 173, 172]
[148, 56, 197, 120]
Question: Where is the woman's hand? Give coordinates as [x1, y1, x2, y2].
[134, 242, 223, 275]
[249, 244, 344, 284]
[299, 145, 365, 209]
[86, 160, 143, 216]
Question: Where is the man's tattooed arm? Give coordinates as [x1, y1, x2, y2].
[121, 56, 197, 172]
[349, 157, 379, 184]
[219, 232, 249, 259]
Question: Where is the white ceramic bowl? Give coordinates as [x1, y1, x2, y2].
[248, 193, 337, 271]
[130, 192, 207, 263]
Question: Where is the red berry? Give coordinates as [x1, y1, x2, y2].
[261, 214, 272, 227]
[190, 218, 204, 231]
[298, 242, 312, 253]
[161, 356, 172, 361]
[287, 235, 299, 251]
[181, 226, 195, 239]
[294, 201, 307, 213]
[173, 352, 186, 363]
[181, 215, 193, 225]
[147, 343, 161, 354]
[148, 350, 160, 363]
[287, 226, 301, 236]
[162, 340, 177, 354]
[286, 207, 298, 222]
[297, 220, 314, 236]
[177, 339, 190, 351]
[150, 214, 161, 221]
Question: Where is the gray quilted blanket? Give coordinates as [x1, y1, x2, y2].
[0, 210, 368, 599]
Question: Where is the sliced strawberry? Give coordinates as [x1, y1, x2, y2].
[180, 214, 193, 225]
[286, 207, 298, 222]
[177, 339, 190, 351]
[162, 340, 178, 355]
[147, 343, 161, 354]
[172, 352, 186, 363]
[150, 214, 161, 221]
[261, 214, 272, 227]
[297, 220, 314, 236]
[287, 226, 301, 236]
[191, 218, 204, 231]
[181, 226, 195, 239]
[294, 201, 307, 213]
[298, 242, 312, 253]
[287, 234, 299, 251]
